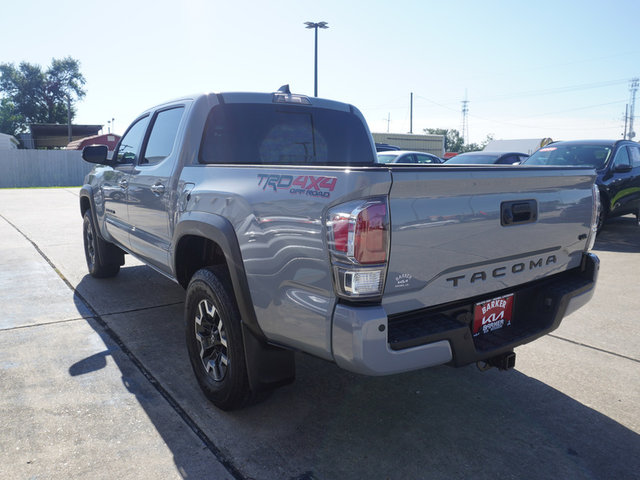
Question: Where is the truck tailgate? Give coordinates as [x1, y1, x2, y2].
[383, 166, 596, 315]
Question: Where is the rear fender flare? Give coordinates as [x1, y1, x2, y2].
[173, 212, 295, 392]
[80, 185, 108, 242]
[172, 212, 263, 340]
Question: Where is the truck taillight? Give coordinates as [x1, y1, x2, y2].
[326, 198, 389, 299]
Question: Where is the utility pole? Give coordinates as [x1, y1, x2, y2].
[409, 92, 413, 134]
[461, 90, 469, 145]
[627, 78, 639, 140]
[385, 113, 390, 133]
[623, 104, 628, 139]
[67, 95, 72, 143]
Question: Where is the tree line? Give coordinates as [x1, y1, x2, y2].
[424, 128, 494, 153]
[0, 56, 86, 138]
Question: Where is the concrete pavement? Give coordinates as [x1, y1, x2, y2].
[0, 189, 232, 480]
[0, 188, 638, 479]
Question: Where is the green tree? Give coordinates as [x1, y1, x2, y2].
[0, 98, 21, 136]
[424, 128, 464, 152]
[424, 128, 494, 152]
[461, 134, 495, 153]
[0, 56, 86, 136]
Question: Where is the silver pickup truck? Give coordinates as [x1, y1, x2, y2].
[80, 87, 600, 410]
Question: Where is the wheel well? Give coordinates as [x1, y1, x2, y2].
[599, 189, 610, 214]
[80, 196, 91, 217]
[175, 235, 229, 289]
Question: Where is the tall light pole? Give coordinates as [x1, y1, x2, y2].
[304, 21, 329, 97]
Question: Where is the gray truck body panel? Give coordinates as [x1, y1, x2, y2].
[384, 166, 595, 314]
[81, 91, 599, 376]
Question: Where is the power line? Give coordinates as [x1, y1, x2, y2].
[416, 78, 629, 106]
[472, 78, 629, 103]
[415, 94, 627, 131]
[414, 94, 460, 113]
[515, 100, 626, 119]
[467, 110, 623, 131]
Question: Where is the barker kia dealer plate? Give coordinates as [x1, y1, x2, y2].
[473, 294, 514, 337]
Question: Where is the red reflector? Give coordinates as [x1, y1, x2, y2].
[330, 214, 350, 253]
[354, 203, 387, 264]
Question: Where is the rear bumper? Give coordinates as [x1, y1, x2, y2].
[331, 252, 599, 375]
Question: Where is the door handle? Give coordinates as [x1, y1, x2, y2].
[150, 183, 165, 196]
[119, 179, 128, 189]
[501, 200, 537, 226]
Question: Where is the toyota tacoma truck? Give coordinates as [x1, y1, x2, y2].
[80, 87, 600, 410]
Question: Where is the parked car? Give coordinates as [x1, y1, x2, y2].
[444, 151, 529, 165]
[376, 150, 443, 164]
[375, 142, 401, 152]
[522, 139, 640, 230]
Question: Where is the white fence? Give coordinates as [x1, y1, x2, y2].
[0, 150, 94, 188]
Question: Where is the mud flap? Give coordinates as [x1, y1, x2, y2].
[242, 323, 296, 393]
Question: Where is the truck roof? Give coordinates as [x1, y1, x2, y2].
[141, 90, 353, 115]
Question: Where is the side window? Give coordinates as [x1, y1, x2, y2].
[416, 154, 435, 164]
[142, 107, 185, 165]
[628, 145, 640, 168]
[115, 116, 149, 164]
[398, 154, 416, 163]
[498, 155, 518, 165]
[613, 146, 631, 168]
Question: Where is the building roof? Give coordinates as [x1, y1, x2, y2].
[28, 123, 103, 149]
[483, 138, 553, 155]
[66, 133, 121, 151]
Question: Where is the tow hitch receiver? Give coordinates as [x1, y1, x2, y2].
[477, 351, 516, 372]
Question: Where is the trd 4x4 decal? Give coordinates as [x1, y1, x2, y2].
[257, 174, 337, 198]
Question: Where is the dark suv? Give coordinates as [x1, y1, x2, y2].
[523, 140, 640, 230]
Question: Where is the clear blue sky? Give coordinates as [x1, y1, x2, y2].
[4, 0, 640, 143]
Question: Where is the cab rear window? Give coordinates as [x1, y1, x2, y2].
[199, 103, 375, 166]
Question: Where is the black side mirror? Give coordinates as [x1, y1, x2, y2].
[82, 145, 110, 165]
[614, 163, 633, 173]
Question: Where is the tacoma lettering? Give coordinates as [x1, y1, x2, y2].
[446, 255, 557, 287]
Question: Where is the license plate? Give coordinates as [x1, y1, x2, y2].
[473, 293, 514, 337]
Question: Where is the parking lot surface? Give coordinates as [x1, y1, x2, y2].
[0, 188, 638, 479]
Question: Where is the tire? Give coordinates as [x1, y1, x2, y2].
[83, 210, 121, 278]
[185, 267, 252, 410]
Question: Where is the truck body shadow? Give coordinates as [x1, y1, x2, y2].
[70, 226, 639, 479]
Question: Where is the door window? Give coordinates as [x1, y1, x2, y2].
[398, 154, 416, 163]
[613, 146, 631, 168]
[628, 145, 640, 168]
[497, 155, 520, 165]
[115, 116, 149, 164]
[142, 107, 185, 165]
[415, 154, 438, 164]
